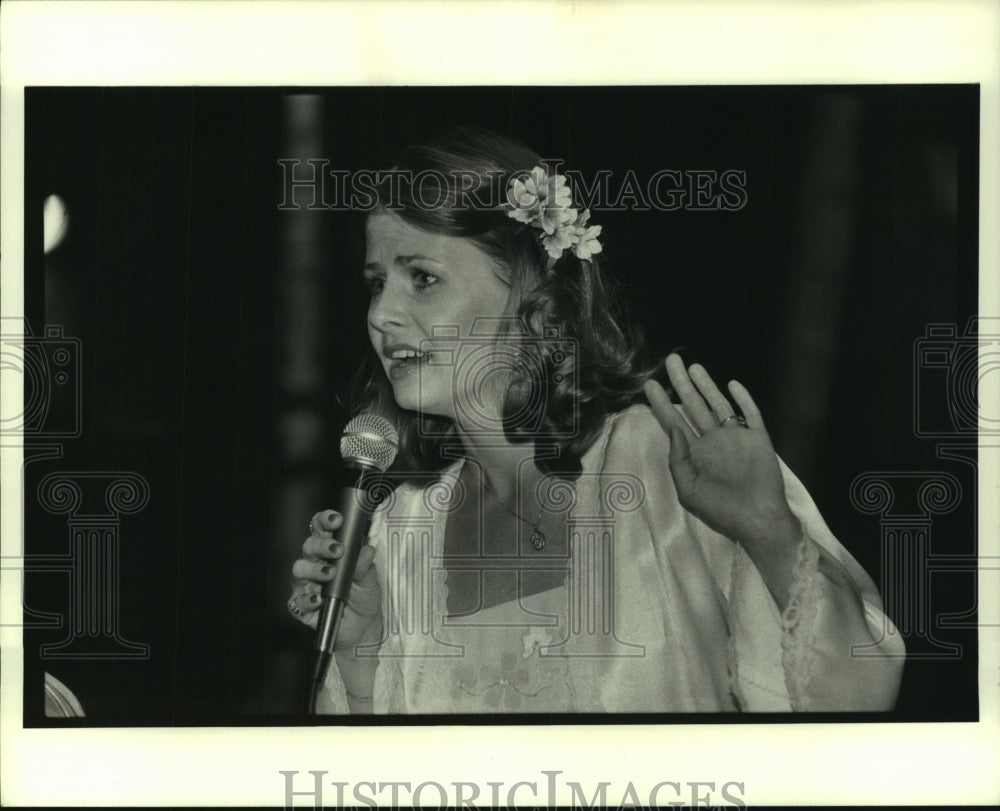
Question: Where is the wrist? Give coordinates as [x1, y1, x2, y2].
[740, 504, 802, 557]
[736, 507, 804, 613]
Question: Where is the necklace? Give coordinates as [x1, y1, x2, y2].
[484, 482, 547, 550]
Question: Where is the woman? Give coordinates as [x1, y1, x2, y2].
[287, 127, 905, 713]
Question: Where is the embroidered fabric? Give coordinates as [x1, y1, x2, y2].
[352, 479, 586, 713]
[436, 552, 577, 712]
[779, 533, 824, 710]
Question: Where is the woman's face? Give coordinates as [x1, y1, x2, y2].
[364, 210, 515, 424]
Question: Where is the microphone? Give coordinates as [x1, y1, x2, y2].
[310, 412, 398, 712]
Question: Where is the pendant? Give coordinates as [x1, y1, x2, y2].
[529, 528, 545, 551]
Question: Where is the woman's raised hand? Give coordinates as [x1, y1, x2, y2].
[643, 353, 800, 551]
[287, 510, 382, 648]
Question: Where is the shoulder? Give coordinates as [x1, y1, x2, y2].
[583, 403, 671, 474]
[607, 402, 667, 435]
[606, 402, 672, 449]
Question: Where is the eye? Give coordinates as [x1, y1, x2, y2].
[363, 270, 385, 296]
[411, 269, 440, 290]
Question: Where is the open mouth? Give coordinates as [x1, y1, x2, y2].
[386, 348, 432, 379]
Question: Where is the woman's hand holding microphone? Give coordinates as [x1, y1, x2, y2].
[288, 509, 382, 650]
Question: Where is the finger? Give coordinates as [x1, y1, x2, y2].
[644, 378, 697, 443]
[688, 363, 736, 425]
[664, 419, 693, 477]
[288, 589, 322, 615]
[303, 535, 347, 560]
[644, 379, 696, 487]
[309, 510, 342, 537]
[727, 379, 766, 432]
[664, 354, 716, 434]
[660, 416, 697, 493]
[287, 585, 322, 629]
[345, 547, 381, 616]
[291, 558, 338, 583]
[354, 544, 377, 583]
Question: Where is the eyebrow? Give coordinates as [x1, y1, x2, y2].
[363, 254, 443, 272]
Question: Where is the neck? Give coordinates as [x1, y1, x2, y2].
[447, 420, 554, 505]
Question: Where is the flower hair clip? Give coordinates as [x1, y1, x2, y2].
[505, 166, 603, 266]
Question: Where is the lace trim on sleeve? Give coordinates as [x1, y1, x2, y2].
[317, 660, 351, 715]
[725, 549, 747, 711]
[780, 533, 824, 711]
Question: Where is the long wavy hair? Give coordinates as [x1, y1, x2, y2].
[352, 126, 656, 481]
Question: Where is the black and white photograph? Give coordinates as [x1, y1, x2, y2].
[17, 82, 980, 723]
[2, 2, 998, 807]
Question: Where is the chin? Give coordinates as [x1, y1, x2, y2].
[388, 375, 452, 418]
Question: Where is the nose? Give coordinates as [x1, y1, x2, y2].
[367, 277, 408, 334]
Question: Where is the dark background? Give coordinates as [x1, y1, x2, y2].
[21, 85, 979, 724]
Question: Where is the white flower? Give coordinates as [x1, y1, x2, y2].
[507, 168, 543, 221]
[547, 173, 573, 209]
[505, 166, 603, 265]
[541, 217, 579, 260]
[538, 197, 576, 236]
[508, 167, 568, 214]
[571, 209, 603, 261]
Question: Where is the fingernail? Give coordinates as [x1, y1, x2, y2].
[321, 565, 333, 576]
[326, 510, 338, 522]
[328, 543, 341, 557]
[309, 593, 320, 604]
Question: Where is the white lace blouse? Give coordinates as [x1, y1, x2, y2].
[317, 404, 905, 713]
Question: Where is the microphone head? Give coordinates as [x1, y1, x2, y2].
[340, 413, 399, 472]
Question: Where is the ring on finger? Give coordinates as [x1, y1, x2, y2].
[288, 597, 303, 617]
[719, 414, 747, 428]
